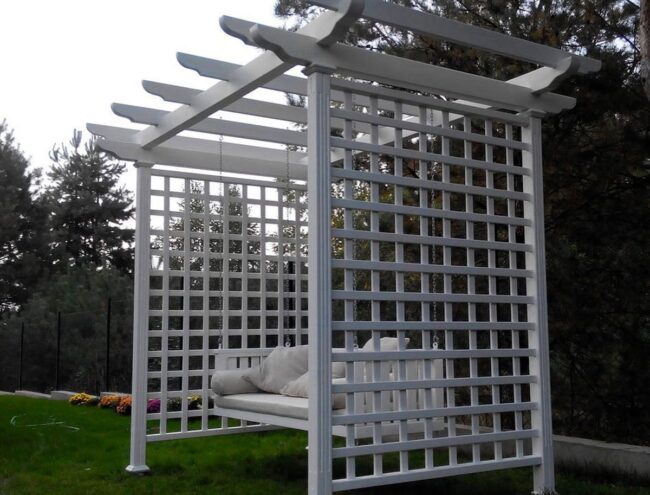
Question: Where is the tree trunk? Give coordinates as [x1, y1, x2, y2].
[642, 0, 650, 99]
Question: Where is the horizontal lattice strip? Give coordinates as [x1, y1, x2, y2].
[331, 457, 541, 491]
[151, 170, 307, 191]
[331, 290, 534, 304]
[330, 138, 529, 177]
[330, 78, 530, 126]
[331, 199, 531, 227]
[331, 375, 535, 393]
[332, 429, 538, 458]
[332, 401, 537, 425]
[332, 348, 535, 362]
[330, 321, 535, 331]
[332, 259, 532, 278]
[331, 168, 531, 202]
[330, 108, 528, 150]
[331, 229, 532, 253]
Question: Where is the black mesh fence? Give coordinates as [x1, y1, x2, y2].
[0, 299, 132, 394]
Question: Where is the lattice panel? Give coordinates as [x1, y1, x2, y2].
[328, 89, 542, 490]
[145, 169, 308, 439]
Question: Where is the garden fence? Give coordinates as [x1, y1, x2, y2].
[0, 298, 133, 395]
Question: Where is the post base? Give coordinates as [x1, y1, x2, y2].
[126, 464, 151, 475]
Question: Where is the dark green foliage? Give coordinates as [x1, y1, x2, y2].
[275, 0, 650, 444]
[0, 267, 133, 393]
[46, 130, 134, 273]
[0, 121, 49, 313]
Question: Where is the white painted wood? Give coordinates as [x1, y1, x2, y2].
[522, 115, 556, 494]
[332, 375, 536, 394]
[112, 103, 308, 147]
[310, 0, 600, 74]
[136, 2, 364, 149]
[246, 23, 576, 113]
[146, 424, 279, 442]
[331, 321, 536, 331]
[329, 108, 529, 150]
[331, 197, 532, 227]
[87, 124, 308, 179]
[138, 51, 292, 149]
[332, 457, 542, 492]
[333, 429, 538, 458]
[331, 228, 533, 254]
[332, 401, 537, 426]
[306, 68, 333, 495]
[175, 53, 530, 124]
[332, 348, 535, 363]
[126, 164, 153, 474]
[142, 81, 311, 125]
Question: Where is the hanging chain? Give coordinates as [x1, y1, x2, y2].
[218, 117, 224, 187]
[351, 93, 356, 134]
[217, 115, 225, 349]
[283, 137, 292, 347]
[428, 106, 441, 349]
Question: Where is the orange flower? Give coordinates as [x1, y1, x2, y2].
[116, 396, 132, 415]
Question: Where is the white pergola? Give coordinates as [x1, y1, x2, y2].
[88, 1, 599, 493]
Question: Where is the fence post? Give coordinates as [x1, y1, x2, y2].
[18, 322, 25, 391]
[106, 297, 112, 392]
[55, 311, 61, 391]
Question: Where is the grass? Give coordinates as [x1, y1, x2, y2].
[1, 396, 649, 495]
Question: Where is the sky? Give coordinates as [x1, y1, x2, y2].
[0, 0, 289, 189]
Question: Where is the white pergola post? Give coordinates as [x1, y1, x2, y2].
[306, 65, 334, 495]
[126, 163, 153, 474]
[522, 114, 555, 493]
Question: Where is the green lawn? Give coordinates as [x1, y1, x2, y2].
[0, 396, 648, 495]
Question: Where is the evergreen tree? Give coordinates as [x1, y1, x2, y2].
[275, 0, 650, 444]
[46, 131, 134, 273]
[0, 120, 48, 313]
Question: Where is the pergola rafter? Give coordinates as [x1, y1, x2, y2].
[87, 2, 599, 493]
[135, 0, 364, 149]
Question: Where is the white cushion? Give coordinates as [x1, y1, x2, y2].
[360, 336, 408, 352]
[280, 372, 346, 409]
[214, 393, 310, 420]
[211, 369, 260, 395]
[243, 345, 309, 394]
[332, 360, 346, 378]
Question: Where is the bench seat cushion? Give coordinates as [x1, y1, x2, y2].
[213, 393, 347, 420]
[214, 393, 309, 420]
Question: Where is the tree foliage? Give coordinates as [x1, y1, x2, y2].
[0, 121, 48, 313]
[46, 131, 134, 273]
[0, 266, 134, 393]
[275, 0, 650, 444]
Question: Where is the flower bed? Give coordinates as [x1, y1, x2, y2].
[69, 393, 210, 416]
[68, 393, 99, 406]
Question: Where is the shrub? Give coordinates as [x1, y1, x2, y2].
[147, 398, 161, 413]
[69, 393, 98, 406]
[99, 395, 122, 409]
[167, 397, 181, 412]
[116, 396, 132, 415]
[188, 395, 202, 411]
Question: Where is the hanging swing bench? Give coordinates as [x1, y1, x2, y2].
[88, 1, 599, 493]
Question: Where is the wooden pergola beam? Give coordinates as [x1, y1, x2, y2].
[234, 21, 575, 113]
[88, 123, 308, 179]
[310, 0, 601, 75]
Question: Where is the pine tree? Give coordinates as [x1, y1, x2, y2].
[46, 131, 134, 273]
[0, 120, 48, 313]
